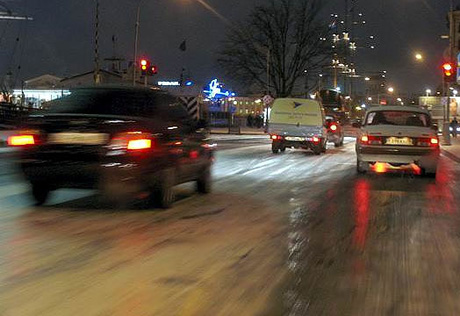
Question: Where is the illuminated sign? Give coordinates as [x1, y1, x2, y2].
[158, 81, 180, 86]
[203, 79, 235, 100]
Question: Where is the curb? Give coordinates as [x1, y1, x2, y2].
[442, 149, 460, 164]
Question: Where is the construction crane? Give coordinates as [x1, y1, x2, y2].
[0, 1, 32, 103]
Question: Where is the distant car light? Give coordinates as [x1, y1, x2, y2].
[330, 124, 338, 131]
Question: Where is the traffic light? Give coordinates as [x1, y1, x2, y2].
[148, 65, 158, 76]
[442, 62, 456, 83]
[140, 59, 149, 76]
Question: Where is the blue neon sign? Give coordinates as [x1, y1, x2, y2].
[203, 79, 234, 100]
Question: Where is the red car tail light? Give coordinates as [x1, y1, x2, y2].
[330, 124, 337, 131]
[109, 132, 154, 152]
[7, 130, 41, 147]
[127, 139, 152, 150]
[8, 135, 36, 146]
[312, 136, 320, 143]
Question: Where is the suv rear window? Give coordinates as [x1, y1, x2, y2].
[366, 111, 431, 127]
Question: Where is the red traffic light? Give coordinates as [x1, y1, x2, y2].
[442, 62, 456, 82]
[443, 63, 453, 71]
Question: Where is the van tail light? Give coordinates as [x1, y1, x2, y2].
[360, 135, 382, 145]
[416, 137, 439, 147]
[108, 132, 154, 152]
[330, 124, 338, 132]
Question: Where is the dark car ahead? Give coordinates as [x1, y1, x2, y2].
[8, 87, 214, 208]
[325, 115, 344, 147]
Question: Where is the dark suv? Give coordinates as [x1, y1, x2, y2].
[8, 87, 213, 208]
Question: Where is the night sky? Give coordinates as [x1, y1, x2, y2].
[0, 0, 455, 95]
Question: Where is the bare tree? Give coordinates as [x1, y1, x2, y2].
[218, 0, 331, 98]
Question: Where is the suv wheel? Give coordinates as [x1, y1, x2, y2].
[31, 183, 50, 206]
[154, 168, 176, 209]
[197, 166, 212, 194]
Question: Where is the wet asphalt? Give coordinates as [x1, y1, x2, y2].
[0, 137, 459, 315]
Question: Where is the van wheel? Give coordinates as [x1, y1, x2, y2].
[197, 166, 212, 194]
[154, 168, 176, 208]
[31, 183, 50, 206]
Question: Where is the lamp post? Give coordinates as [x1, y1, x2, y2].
[132, 1, 144, 86]
[94, 0, 101, 85]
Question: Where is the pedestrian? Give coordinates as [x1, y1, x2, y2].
[247, 114, 254, 127]
[451, 117, 459, 138]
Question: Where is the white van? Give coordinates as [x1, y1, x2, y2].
[268, 98, 327, 155]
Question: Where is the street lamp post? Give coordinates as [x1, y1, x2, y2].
[132, 1, 143, 86]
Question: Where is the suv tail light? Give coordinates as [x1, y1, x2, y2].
[108, 132, 154, 152]
[360, 135, 383, 145]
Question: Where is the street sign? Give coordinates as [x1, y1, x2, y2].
[457, 53, 460, 84]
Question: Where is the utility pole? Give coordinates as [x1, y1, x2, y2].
[93, 0, 101, 85]
[133, 2, 142, 86]
[444, 0, 455, 145]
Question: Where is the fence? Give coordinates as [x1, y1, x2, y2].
[0, 103, 34, 127]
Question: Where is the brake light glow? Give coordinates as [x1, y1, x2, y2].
[127, 139, 151, 150]
[430, 137, 439, 145]
[330, 124, 337, 131]
[7, 135, 35, 146]
[360, 135, 369, 143]
[312, 136, 320, 143]
[373, 162, 387, 173]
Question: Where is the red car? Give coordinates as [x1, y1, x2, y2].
[325, 116, 344, 147]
